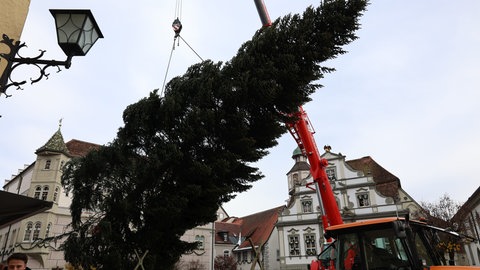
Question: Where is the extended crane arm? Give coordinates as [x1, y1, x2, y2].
[251, 0, 343, 228]
[286, 107, 343, 227]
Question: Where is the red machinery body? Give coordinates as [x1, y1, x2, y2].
[286, 107, 344, 228]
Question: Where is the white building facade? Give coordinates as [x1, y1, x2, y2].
[457, 187, 480, 266]
[1, 128, 425, 270]
[0, 128, 99, 269]
[276, 146, 422, 270]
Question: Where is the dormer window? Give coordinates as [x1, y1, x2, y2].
[218, 231, 228, 242]
[45, 160, 51, 170]
[326, 167, 336, 181]
[302, 199, 313, 213]
[357, 193, 370, 207]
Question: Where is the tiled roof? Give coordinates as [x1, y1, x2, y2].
[287, 161, 310, 174]
[454, 186, 480, 221]
[35, 128, 101, 158]
[65, 139, 102, 157]
[219, 206, 284, 250]
[35, 129, 70, 155]
[215, 221, 242, 244]
[347, 156, 400, 198]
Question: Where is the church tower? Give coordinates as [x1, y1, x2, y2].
[29, 123, 71, 205]
[18, 123, 73, 266]
[286, 147, 310, 194]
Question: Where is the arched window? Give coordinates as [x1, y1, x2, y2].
[41, 186, 49, 200]
[45, 223, 52, 238]
[34, 186, 41, 199]
[24, 222, 33, 242]
[45, 160, 51, 169]
[9, 229, 17, 247]
[53, 187, 60, 202]
[33, 222, 41, 240]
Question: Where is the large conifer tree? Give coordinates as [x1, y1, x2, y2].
[61, 1, 368, 269]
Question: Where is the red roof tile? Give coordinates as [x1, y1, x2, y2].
[66, 139, 102, 157]
[223, 206, 285, 249]
[347, 156, 400, 198]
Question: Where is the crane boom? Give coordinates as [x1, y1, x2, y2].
[251, 0, 343, 228]
[286, 107, 343, 227]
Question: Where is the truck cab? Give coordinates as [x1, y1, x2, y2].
[316, 217, 479, 270]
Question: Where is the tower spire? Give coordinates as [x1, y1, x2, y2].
[36, 122, 70, 155]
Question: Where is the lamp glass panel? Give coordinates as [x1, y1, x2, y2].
[54, 13, 86, 44]
[79, 17, 100, 55]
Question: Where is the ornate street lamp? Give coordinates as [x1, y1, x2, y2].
[0, 9, 103, 97]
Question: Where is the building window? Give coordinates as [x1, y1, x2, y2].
[224, 250, 230, 257]
[9, 229, 17, 247]
[34, 186, 41, 199]
[41, 186, 49, 200]
[288, 234, 300, 255]
[326, 167, 337, 181]
[220, 232, 228, 242]
[293, 173, 299, 185]
[3, 233, 7, 247]
[476, 211, 480, 228]
[60, 160, 65, 169]
[45, 223, 52, 238]
[304, 234, 317, 256]
[242, 251, 247, 262]
[45, 160, 51, 170]
[33, 222, 41, 240]
[24, 222, 33, 242]
[357, 193, 370, 207]
[195, 235, 205, 250]
[53, 187, 60, 202]
[302, 199, 313, 213]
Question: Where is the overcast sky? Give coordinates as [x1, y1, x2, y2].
[1, 1, 479, 217]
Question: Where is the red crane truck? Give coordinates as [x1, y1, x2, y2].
[253, 1, 480, 269]
[287, 106, 479, 270]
